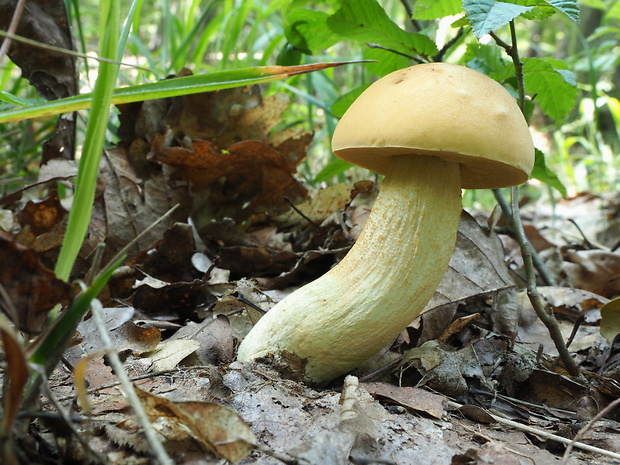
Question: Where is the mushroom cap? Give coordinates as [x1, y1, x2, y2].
[331, 63, 535, 189]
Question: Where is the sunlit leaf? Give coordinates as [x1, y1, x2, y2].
[412, 0, 463, 20]
[546, 0, 580, 23]
[522, 57, 578, 122]
[327, 0, 438, 59]
[531, 149, 567, 197]
[463, 0, 534, 38]
[284, 8, 338, 54]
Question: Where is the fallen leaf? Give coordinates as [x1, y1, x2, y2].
[135, 387, 256, 463]
[144, 339, 200, 371]
[154, 138, 307, 221]
[420, 211, 518, 340]
[16, 189, 66, 235]
[562, 249, 620, 298]
[0, 233, 71, 333]
[363, 382, 446, 419]
[101, 148, 191, 264]
[601, 296, 620, 342]
[1, 325, 29, 440]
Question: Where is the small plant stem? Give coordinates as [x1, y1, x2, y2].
[0, 0, 26, 63]
[90, 299, 174, 465]
[510, 186, 581, 377]
[492, 21, 581, 378]
[492, 189, 557, 287]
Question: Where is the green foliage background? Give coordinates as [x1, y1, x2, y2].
[1, 0, 619, 198]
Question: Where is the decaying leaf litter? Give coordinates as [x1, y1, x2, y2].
[3, 81, 620, 464]
[2, 6, 620, 465]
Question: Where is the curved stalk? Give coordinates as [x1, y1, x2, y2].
[237, 155, 462, 384]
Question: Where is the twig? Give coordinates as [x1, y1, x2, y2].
[0, 0, 26, 63]
[399, 0, 422, 32]
[365, 43, 424, 63]
[492, 189, 557, 286]
[433, 28, 465, 63]
[0, 28, 154, 71]
[284, 196, 319, 227]
[560, 396, 620, 463]
[90, 299, 174, 465]
[447, 400, 620, 460]
[510, 187, 581, 378]
[491, 22, 581, 378]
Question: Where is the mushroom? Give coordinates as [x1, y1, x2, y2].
[237, 62, 535, 385]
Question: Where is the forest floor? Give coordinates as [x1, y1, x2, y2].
[3, 86, 620, 465]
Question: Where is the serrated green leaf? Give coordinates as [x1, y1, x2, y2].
[463, 0, 534, 38]
[462, 43, 510, 77]
[520, 4, 557, 21]
[522, 57, 578, 122]
[546, 0, 580, 22]
[327, 0, 438, 59]
[531, 149, 567, 196]
[412, 0, 463, 20]
[284, 8, 339, 54]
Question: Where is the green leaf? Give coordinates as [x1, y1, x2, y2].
[327, 0, 438, 58]
[546, 0, 580, 23]
[531, 149, 566, 196]
[600, 297, 620, 343]
[0, 91, 30, 106]
[314, 157, 354, 184]
[412, 0, 463, 20]
[29, 256, 125, 370]
[522, 57, 578, 122]
[463, 0, 534, 38]
[462, 43, 510, 78]
[284, 8, 338, 54]
[330, 85, 367, 118]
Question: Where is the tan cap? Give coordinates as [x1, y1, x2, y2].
[331, 63, 535, 189]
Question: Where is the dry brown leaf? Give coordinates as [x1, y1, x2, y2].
[562, 249, 620, 298]
[419, 211, 517, 340]
[170, 315, 235, 365]
[0, 233, 71, 333]
[101, 148, 191, 264]
[135, 387, 256, 463]
[144, 339, 200, 371]
[0, 325, 29, 443]
[154, 138, 307, 220]
[363, 382, 446, 419]
[16, 189, 66, 235]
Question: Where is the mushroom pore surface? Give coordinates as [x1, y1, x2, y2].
[236, 155, 462, 385]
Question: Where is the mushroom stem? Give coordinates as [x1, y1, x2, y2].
[237, 155, 462, 384]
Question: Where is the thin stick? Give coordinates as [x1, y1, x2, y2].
[448, 400, 620, 460]
[90, 299, 174, 465]
[492, 189, 557, 286]
[0, 0, 26, 63]
[560, 396, 620, 463]
[0, 29, 153, 71]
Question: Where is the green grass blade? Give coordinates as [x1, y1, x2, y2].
[54, 0, 121, 281]
[0, 62, 356, 123]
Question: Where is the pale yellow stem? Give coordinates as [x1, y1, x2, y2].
[237, 155, 462, 384]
